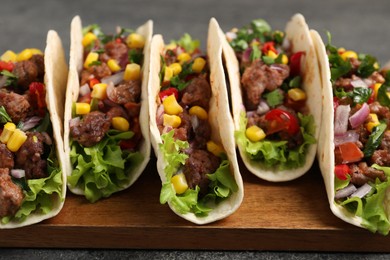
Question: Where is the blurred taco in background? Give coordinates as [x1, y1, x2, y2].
[313, 30, 390, 235]
[220, 14, 321, 181]
[0, 31, 68, 228]
[148, 18, 243, 224]
[63, 16, 152, 202]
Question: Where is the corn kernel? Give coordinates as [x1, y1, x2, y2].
[250, 41, 260, 47]
[0, 122, 16, 143]
[7, 129, 27, 152]
[1, 50, 17, 62]
[83, 52, 99, 69]
[177, 53, 191, 64]
[112, 117, 130, 131]
[288, 88, 307, 101]
[341, 50, 358, 61]
[163, 114, 181, 128]
[267, 50, 278, 59]
[207, 140, 225, 157]
[107, 59, 121, 72]
[163, 66, 173, 82]
[171, 173, 188, 194]
[374, 83, 382, 99]
[126, 33, 145, 49]
[165, 43, 177, 50]
[281, 54, 288, 65]
[169, 63, 182, 76]
[163, 94, 183, 115]
[82, 32, 97, 47]
[337, 47, 346, 54]
[75, 103, 91, 115]
[189, 106, 208, 120]
[17, 49, 33, 61]
[29, 48, 43, 55]
[91, 83, 107, 99]
[124, 63, 141, 81]
[366, 113, 380, 132]
[192, 57, 206, 73]
[245, 125, 266, 142]
[374, 62, 379, 70]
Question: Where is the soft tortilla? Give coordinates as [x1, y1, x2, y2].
[221, 14, 322, 182]
[63, 16, 152, 196]
[1, 30, 68, 228]
[311, 30, 365, 227]
[147, 18, 244, 225]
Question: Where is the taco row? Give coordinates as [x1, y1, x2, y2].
[1, 14, 389, 233]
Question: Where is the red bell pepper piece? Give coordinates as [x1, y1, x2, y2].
[264, 108, 300, 135]
[261, 41, 277, 55]
[0, 61, 14, 72]
[289, 51, 305, 77]
[89, 78, 100, 89]
[159, 87, 179, 101]
[334, 164, 350, 180]
[29, 82, 46, 109]
[338, 142, 364, 164]
[367, 84, 375, 104]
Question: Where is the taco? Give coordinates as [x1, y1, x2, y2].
[148, 18, 243, 224]
[63, 16, 152, 202]
[0, 30, 68, 228]
[220, 14, 321, 181]
[312, 30, 390, 235]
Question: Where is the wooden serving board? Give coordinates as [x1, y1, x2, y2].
[1, 155, 390, 252]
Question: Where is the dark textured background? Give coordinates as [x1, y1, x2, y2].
[1, 0, 390, 259]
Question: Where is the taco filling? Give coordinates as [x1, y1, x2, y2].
[326, 34, 390, 234]
[67, 25, 145, 202]
[0, 49, 62, 224]
[157, 34, 238, 216]
[227, 19, 316, 170]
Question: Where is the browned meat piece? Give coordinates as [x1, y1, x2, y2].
[369, 102, 390, 123]
[241, 61, 290, 110]
[108, 80, 141, 104]
[0, 91, 30, 123]
[30, 54, 45, 80]
[369, 71, 385, 84]
[349, 164, 371, 186]
[358, 162, 387, 182]
[12, 60, 39, 90]
[180, 76, 211, 110]
[106, 106, 128, 120]
[334, 77, 353, 90]
[15, 132, 48, 180]
[87, 62, 112, 79]
[164, 49, 177, 66]
[70, 111, 111, 147]
[173, 110, 192, 141]
[380, 131, 390, 151]
[0, 144, 14, 169]
[124, 102, 141, 118]
[355, 124, 369, 146]
[80, 70, 93, 86]
[183, 149, 221, 196]
[104, 41, 128, 67]
[192, 117, 211, 149]
[370, 150, 390, 167]
[0, 168, 24, 217]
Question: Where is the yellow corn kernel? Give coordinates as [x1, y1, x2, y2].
[163, 114, 182, 128]
[189, 106, 208, 120]
[250, 41, 260, 47]
[171, 173, 188, 194]
[1, 50, 17, 62]
[192, 57, 206, 73]
[288, 88, 307, 101]
[124, 63, 141, 81]
[0, 122, 16, 143]
[163, 66, 173, 82]
[267, 50, 278, 59]
[83, 52, 99, 69]
[366, 113, 380, 132]
[281, 54, 288, 65]
[374, 83, 382, 99]
[7, 129, 27, 152]
[112, 117, 130, 131]
[177, 53, 191, 64]
[17, 49, 33, 61]
[163, 94, 183, 115]
[107, 59, 121, 72]
[207, 140, 225, 157]
[341, 50, 358, 61]
[75, 103, 91, 115]
[82, 32, 97, 47]
[374, 62, 379, 70]
[126, 33, 145, 49]
[337, 47, 346, 54]
[169, 63, 182, 76]
[165, 43, 177, 50]
[91, 83, 108, 99]
[245, 125, 266, 142]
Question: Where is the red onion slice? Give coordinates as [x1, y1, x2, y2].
[351, 78, 368, 88]
[69, 117, 80, 128]
[20, 116, 42, 131]
[349, 103, 369, 129]
[334, 105, 351, 135]
[11, 169, 25, 179]
[334, 130, 360, 147]
[256, 99, 270, 115]
[79, 83, 91, 97]
[225, 32, 237, 42]
[350, 183, 372, 198]
[242, 47, 252, 64]
[101, 72, 124, 86]
[335, 183, 357, 200]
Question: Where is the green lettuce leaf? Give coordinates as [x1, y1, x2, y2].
[68, 130, 143, 202]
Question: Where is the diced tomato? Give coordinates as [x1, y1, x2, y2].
[289, 51, 305, 77]
[159, 87, 179, 101]
[89, 78, 100, 89]
[115, 38, 123, 43]
[367, 85, 375, 104]
[29, 82, 46, 108]
[264, 108, 300, 135]
[261, 41, 277, 55]
[0, 61, 14, 72]
[334, 164, 350, 180]
[338, 142, 364, 164]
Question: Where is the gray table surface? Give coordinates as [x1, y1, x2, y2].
[1, 0, 390, 259]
